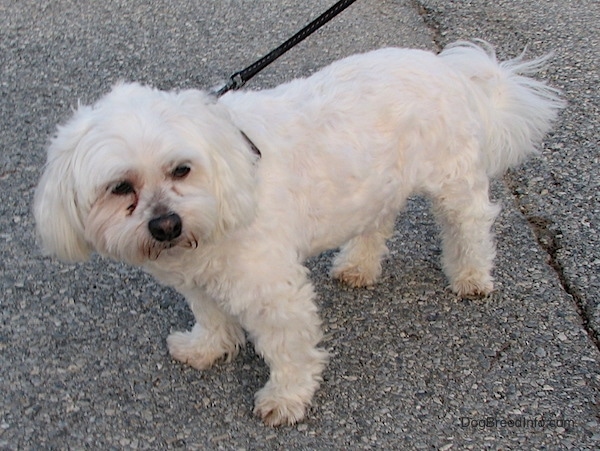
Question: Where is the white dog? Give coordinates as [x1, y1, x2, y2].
[34, 41, 564, 425]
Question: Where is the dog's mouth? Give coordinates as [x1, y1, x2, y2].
[144, 233, 200, 261]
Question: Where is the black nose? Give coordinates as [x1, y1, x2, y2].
[148, 213, 182, 242]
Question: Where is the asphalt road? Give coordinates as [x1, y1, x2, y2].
[1, 0, 598, 449]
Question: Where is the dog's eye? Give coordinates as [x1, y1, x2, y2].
[172, 165, 191, 179]
[112, 181, 135, 196]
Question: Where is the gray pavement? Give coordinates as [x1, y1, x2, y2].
[1, 0, 598, 449]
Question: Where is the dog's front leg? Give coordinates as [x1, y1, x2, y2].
[167, 288, 246, 370]
[236, 267, 329, 426]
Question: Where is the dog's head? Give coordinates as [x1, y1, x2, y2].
[34, 83, 258, 265]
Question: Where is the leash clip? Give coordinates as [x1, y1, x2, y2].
[215, 72, 245, 97]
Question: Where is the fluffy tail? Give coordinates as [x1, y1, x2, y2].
[439, 41, 566, 177]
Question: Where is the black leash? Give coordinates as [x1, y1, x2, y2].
[214, 0, 359, 97]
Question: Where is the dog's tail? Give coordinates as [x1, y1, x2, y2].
[439, 41, 566, 177]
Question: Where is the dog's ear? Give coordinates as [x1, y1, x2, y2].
[176, 90, 259, 237]
[33, 108, 94, 262]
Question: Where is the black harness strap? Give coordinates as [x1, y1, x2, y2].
[241, 131, 261, 158]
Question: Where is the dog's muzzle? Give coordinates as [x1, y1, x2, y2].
[148, 213, 182, 242]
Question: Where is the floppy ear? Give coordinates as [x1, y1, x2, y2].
[33, 108, 95, 262]
[176, 90, 259, 236]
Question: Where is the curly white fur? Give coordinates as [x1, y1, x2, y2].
[34, 41, 564, 426]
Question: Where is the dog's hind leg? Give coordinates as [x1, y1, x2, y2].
[431, 174, 500, 297]
[330, 214, 395, 288]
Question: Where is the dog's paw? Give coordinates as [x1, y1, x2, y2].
[254, 386, 308, 427]
[451, 277, 493, 297]
[167, 331, 225, 370]
[331, 264, 379, 288]
[167, 323, 244, 370]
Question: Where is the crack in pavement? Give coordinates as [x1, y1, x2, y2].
[413, 0, 444, 51]
[507, 176, 600, 352]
